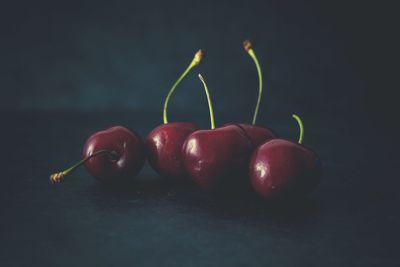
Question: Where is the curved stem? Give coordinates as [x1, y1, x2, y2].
[50, 150, 117, 183]
[163, 49, 205, 124]
[292, 114, 304, 144]
[244, 40, 263, 125]
[198, 74, 215, 129]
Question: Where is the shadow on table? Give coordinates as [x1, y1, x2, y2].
[82, 173, 322, 222]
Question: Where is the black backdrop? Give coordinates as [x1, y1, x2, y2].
[1, 1, 398, 139]
[0, 1, 395, 118]
[1, 0, 399, 266]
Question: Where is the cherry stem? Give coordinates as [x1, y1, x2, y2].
[292, 114, 304, 144]
[163, 49, 205, 124]
[49, 150, 117, 183]
[244, 40, 263, 125]
[198, 74, 215, 129]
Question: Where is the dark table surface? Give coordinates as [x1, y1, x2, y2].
[0, 110, 398, 266]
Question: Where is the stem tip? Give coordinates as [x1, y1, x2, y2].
[193, 49, 205, 66]
[243, 40, 253, 52]
[50, 172, 66, 183]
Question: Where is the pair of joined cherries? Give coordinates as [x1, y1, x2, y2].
[50, 41, 321, 200]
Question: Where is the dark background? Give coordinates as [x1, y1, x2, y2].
[1, 0, 399, 266]
[1, 0, 398, 142]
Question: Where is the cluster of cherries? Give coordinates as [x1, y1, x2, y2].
[50, 40, 321, 201]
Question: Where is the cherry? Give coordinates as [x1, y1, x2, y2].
[182, 74, 252, 191]
[227, 40, 276, 148]
[249, 115, 321, 200]
[146, 122, 198, 179]
[146, 50, 204, 179]
[50, 126, 145, 184]
[235, 123, 276, 149]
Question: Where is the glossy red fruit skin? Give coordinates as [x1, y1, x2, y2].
[146, 122, 199, 180]
[182, 125, 252, 191]
[249, 139, 321, 200]
[82, 126, 145, 183]
[236, 123, 276, 148]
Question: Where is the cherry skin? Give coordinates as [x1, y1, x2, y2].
[82, 126, 146, 183]
[182, 125, 252, 191]
[146, 122, 199, 179]
[233, 123, 276, 148]
[237, 124, 276, 147]
[249, 139, 321, 200]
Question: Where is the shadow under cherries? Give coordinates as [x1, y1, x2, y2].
[82, 173, 322, 224]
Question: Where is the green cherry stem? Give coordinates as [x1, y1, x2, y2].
[49, 150, 117, 183]
[244, 40, 263, 125]
[163, 49, 205, 124]
[292, 114, 304, 144]
[198, 74, 215, 130]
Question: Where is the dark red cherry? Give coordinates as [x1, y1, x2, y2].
[182, 125, 252, 191]
[50, 126, 145, 184]
[249, 139, 321, 200]
[146, 122, 199, 179]
[83, 126, 145, 183]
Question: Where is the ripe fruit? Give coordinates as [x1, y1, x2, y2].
[249, 115, 321, 199]
[146, 122, 198, 179]
[182, 74, 252, 191]
[50, 126, 145, 184]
